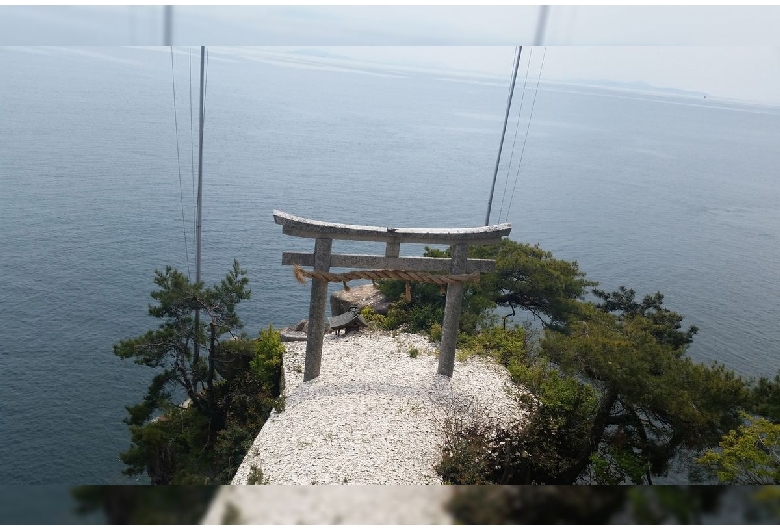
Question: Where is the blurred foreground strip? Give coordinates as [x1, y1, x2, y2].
[202, 485, 780, 525]
[202, 485, 454, 524]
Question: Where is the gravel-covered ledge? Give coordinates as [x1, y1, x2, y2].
[232, 330, 528, 485]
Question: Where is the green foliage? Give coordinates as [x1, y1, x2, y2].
[377, 240, 594, 337]
[378, 281, 447, 334]
[214, 339, 256, 381]
[210, 329, 285, 484]
[120, 330, 283, 485]
[114, 260, 251, 417]
[590, 447, 649, 486]
[475, 240, 597, 331]
[593, 286, 698, 349]
[445, 485, 780, 524]
[429, 323, 442, 342]
[750, 486, 780, 521]
[698, 413, 780, 484]
[445, 486, 628, 524]
[376, 246, 491, 335]
[459, 325, 527, 367]
[408, 347, 419, 358]
[359, 306, 386, 327]
[436, 420, 503, 485]
[246, 465, 269, 485]
[120, 405, 214, 485]
[328, 240, 768, 484]
[250, 325, 285, 396]
[437, 359, 599, 485]
[509, 366, 599, 483]
[428, 240, 766, 486]
[626, 487, 725, 524]
[536, 300, 750, 483]
[211, 424, 258, 485]
[750, 373, 780, 420]
[114, 263, 282, 485]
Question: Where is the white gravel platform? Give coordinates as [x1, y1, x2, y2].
[231, 330, 528, 486]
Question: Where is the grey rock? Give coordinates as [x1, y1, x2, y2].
[330, 283, 392, 317]
[281, 330, 308, 342]
[281, 320, 313, 342]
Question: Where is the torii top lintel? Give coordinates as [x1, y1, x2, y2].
[273, 210, 512, 246]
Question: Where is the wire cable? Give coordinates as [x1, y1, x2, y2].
[203, 47, 209, 124]
[497, 47, 534, 223]
[170, 46, 191, 279]
[504, 46, 547, 224]
[189, 46, 196, 243]
[484, 46, 522, 226]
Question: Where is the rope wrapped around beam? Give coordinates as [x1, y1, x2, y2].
[292, 264, 480, 287]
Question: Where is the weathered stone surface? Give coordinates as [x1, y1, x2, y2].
[273, 209, 512, 245]
[281, 330, 308, 342]
[305, 237, 332, 381]
[282, 252, 496, 272]
[438, 243, 468, 378]
[330, 283, 392, 317]
[280, 320, 309, 342]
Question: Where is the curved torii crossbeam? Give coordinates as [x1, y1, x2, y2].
[274, 210, 512, 381]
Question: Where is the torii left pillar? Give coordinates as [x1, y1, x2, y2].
[304, 237, 332, 381]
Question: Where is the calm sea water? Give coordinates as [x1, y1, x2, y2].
[1, 47, 779, 484]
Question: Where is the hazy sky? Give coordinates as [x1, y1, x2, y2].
[2, 5, 780, 104]
[300, 46, 780, 105]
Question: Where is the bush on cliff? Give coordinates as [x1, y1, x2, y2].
[113, 262, 283, 485]
[376, 239, 594, 337]
[378, 239, 776, 485]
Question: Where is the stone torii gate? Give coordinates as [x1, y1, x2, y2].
[274, 210, 512, 381]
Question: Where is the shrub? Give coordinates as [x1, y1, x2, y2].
[215, 339, 256, 381]
[436, 415, 516, 485]
[122, 325, 286, 485]
[250, 325, 285, 397]
[436, 361, 598, 485]
[429, 323, 443, 342]
[381, 298, 445, 335]
[377, 279, 448, 334]
[459, 325, 527, 368]
[246, 465, 269, 485]
[360, 306, 386, 328]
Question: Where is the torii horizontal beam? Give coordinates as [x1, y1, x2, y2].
[282, 252, 497, 273]
[273, 210, 511, 245]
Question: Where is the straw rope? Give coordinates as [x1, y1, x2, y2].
[292, 265, 480, 287]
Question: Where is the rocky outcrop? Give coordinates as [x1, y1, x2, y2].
[281, 320, 309, 342]
[330, 283, 392, 317]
